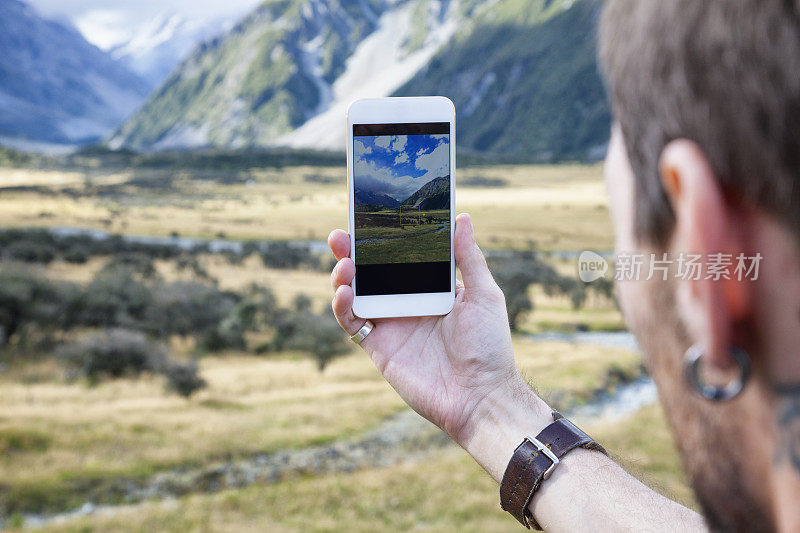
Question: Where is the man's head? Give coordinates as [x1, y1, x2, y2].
[599, 0, 800, 530]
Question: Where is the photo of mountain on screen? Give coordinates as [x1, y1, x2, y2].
[353, 128, 450, 267]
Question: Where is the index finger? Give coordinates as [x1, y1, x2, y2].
[328, 229, 351, 260]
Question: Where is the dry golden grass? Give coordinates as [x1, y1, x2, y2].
[24, 402, 692, 533]
[0, 164, 612, 250]
[0, 340, 641, 510]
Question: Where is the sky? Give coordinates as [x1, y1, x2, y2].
[26, 0, 262, 49]
[354, 134, 450, 201]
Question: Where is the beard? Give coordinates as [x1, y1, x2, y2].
[624, 278, 775, 532]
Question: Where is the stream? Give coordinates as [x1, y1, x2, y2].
[11, 331, 654, 530]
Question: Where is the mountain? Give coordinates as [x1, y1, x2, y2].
[401, 175, 449, 210]
[395, 0, 609, 160]
[111, 0, 610, 160]
[0, 0, 151, 145]
[109, 13, 230, 89]
[110, 0, 459, 151]
[354, 189, 400, 209]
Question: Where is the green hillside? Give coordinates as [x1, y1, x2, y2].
[111, 0, 609, 160]
[395, 0, 609, 160]
[401, 175, 450, 209]
[110, 0, 386, 150]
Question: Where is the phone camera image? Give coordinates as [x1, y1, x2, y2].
[352, 122, 451, 296]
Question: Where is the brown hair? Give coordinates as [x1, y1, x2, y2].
[599, 0, 800, 246]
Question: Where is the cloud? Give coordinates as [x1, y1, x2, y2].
[389, 135, 407, 153]
[353, 133, 450, 202]
[415, 138, 449, 179]
[353, 138, 372, 161]
[354, 157, 420, 201]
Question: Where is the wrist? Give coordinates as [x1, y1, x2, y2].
[456, 374, 553, 483]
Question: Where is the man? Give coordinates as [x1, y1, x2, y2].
[328, 0, 800, 530]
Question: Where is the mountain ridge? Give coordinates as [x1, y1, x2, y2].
[354, 189, 400, 208]
[110, 0, 610, 160]
[0, 0, 150, 145]
[401, 175, 450, 210]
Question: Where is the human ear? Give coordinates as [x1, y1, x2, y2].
[658, 140, 750, 370]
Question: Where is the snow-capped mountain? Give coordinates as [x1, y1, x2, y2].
[111, 0, 610, 159]
[0, 0, 150, 146]
[109, 13, 230, 89]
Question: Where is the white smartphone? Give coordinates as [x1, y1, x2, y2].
[346, 96, 456, 319]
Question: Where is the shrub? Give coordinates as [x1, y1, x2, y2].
[260, 242, 321, 270]
[57, 328, 166, 380]
[62, 244, 90, 264]
[4, 240, 56, 264]
[490, 258, 542, 331]
[148, 281, 238, 338]
[489, 252, 581, 331]
[99, 252, 157, 278]
[0, 267, 80, 346]
[233, 284, 279, 330]
[198, 315, 246, 352]
[162, 360, 206, 397]
[269, 306, 349, 371]
[57, 328, 207, 396]
[78, 267, 154, 329]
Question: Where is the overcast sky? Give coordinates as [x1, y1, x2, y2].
[26, 0, 262, 49]
[354, 134, 450, 201]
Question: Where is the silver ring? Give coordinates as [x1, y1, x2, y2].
[683, 344, 751, 402]
[349, 320, 375, 344]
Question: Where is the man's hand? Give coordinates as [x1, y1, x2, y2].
[329, 215, 706, 531]
[328, 213, 539, 448]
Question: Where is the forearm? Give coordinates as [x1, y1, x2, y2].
[458, 379, 707, 532]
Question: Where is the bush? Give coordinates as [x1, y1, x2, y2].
[4, 240, 56, 264]
[231, 284, 279, 331]
[269, 306, 349, 371]
[62, 244, 90, 264]
[0, 267, 80, 346]
[490, 258, 543, 331]
[57, 328, 166, 380]
[162, 360, 206, 397]
[78, 267, 154, 329]
[489, 251, 580, 331]
[198, 315, 246, 352]
[260, 242, 321, 270]
[57, 328, 207, 396]
[99, 253, 157, 278]
[148, 281, 239, 338]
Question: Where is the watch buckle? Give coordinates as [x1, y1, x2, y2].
[527, 436, 560, 480]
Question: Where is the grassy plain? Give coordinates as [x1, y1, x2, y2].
[15, 404, 692, 533]
[0, 160, 691, 531]
[354, 208, 450, 264]
[0, 164, 612, 250]
[0, 340, 642, 517]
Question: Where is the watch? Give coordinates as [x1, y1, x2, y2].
[499, 411, 607, 529]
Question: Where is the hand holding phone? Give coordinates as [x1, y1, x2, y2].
[328, 214, 534, 456]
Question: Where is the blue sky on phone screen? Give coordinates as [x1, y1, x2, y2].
[354, 134, 449, 201]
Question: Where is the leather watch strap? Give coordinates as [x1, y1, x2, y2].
[500, 412, 607, 529]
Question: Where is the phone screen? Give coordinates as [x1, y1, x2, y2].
[352, 122, 451, 296]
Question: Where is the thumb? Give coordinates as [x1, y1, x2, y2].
[454, 213, 495, 292]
